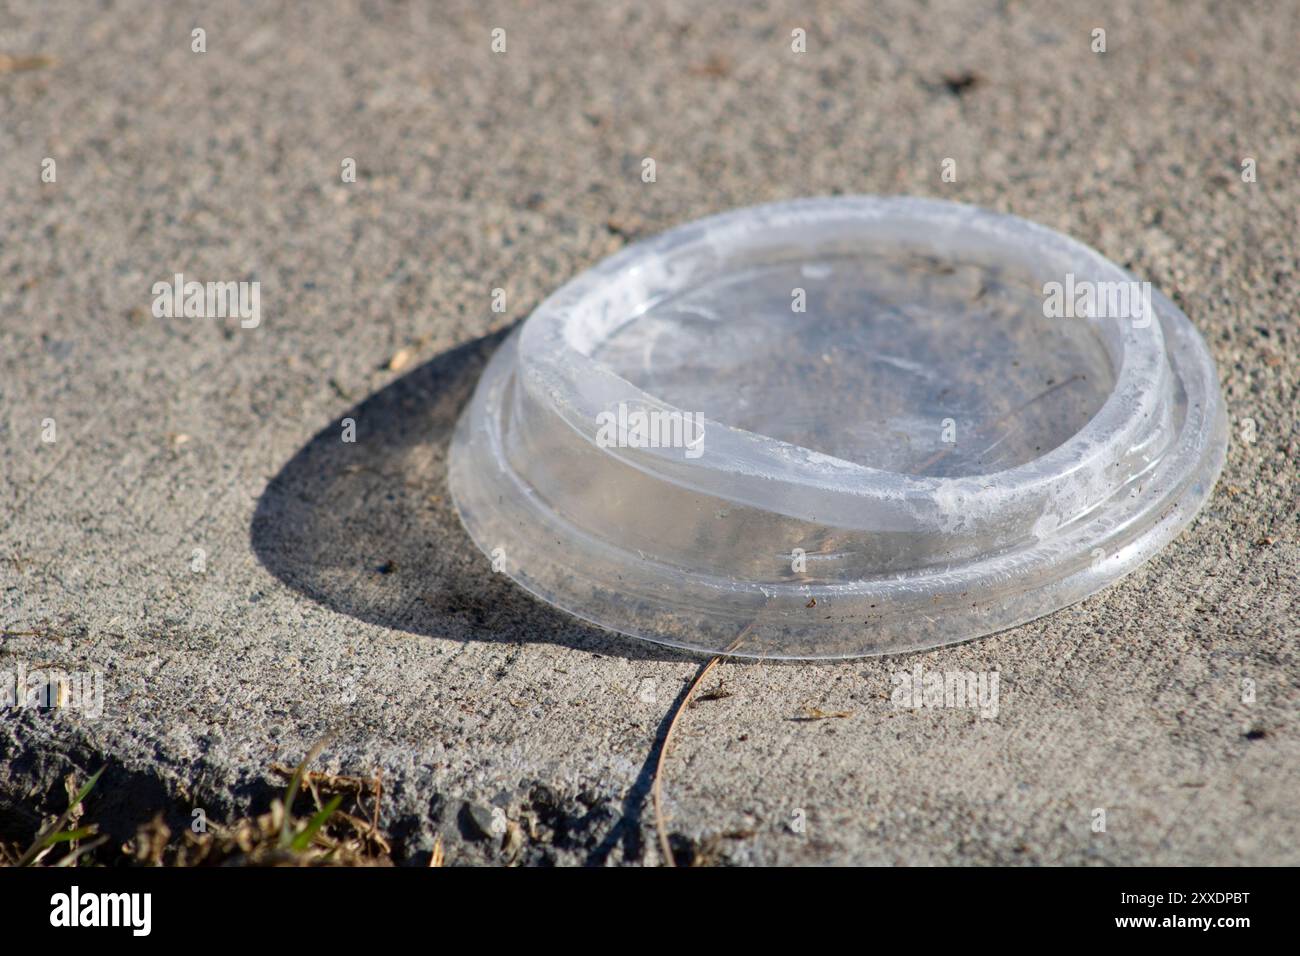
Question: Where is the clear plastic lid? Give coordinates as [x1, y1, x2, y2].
[449, 197, 1227, 659]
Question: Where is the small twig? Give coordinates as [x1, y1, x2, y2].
[52, 835, 108, 867]
[795, 705, 854, 721]
[652, 626, 752, 867]
[0, 53, 55, 74]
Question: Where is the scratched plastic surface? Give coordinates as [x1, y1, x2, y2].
[449, 197, 1227, 658]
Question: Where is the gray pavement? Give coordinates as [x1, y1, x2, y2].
[0, 0, 1296, 864]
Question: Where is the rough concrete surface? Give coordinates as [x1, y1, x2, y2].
[1, 1, 1296, 865]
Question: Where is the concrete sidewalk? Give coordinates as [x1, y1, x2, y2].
[1, 0, 1296, 864]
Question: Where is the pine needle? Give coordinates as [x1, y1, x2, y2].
[652, 626, 752, 867]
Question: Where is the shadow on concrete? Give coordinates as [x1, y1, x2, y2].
[250, 326, 696, 663]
